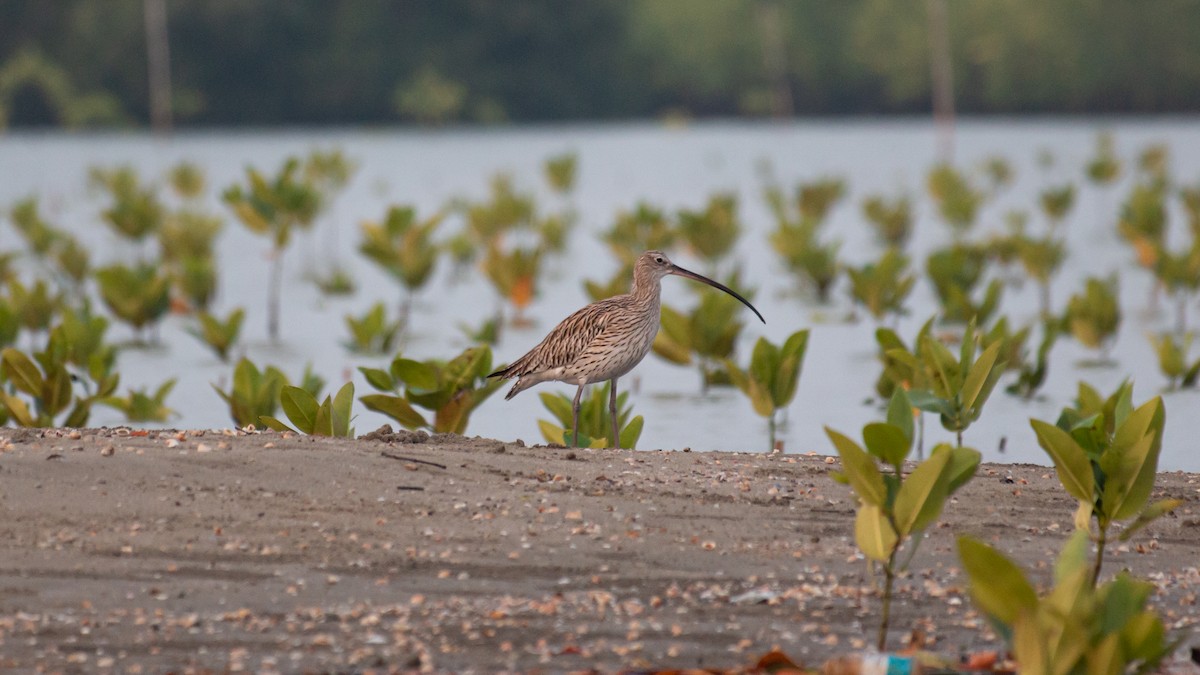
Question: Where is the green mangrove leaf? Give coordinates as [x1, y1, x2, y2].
[854, 504, 897, 562]
[825, 427, 886, 507]
[892, 449, 952, 536]
[1031, 419, 1094, 503]
[957, 536, 1038, 626]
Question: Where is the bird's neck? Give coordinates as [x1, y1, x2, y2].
[629, 275, 661, 305]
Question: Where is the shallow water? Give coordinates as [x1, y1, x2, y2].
[3, 119, 1199, 469]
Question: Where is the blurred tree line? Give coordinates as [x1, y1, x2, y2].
[1, 0, 1197, 129]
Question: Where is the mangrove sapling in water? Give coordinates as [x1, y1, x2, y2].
[925, 243, 1002, 325]
[601, 202, 677, 266]
[846, 249, 915, 325]
[90, 166, 165, 257]
[358, 205, 443, 321]
[94, 263, 171, 345]
[482, 243, 543, 326]
[537, 382, 644, 449]
[725, 329, 810, 451]
[676, 193, 742, 273]
[926, 163, 984, 240]
[1086, 131, 1122, 189]
[1152, 239, 1200, 334]
[1118, 181, 1168, 273]
[1064, 275, 1121, 361]
[766, 180, 843, 303]
[1013, 231, 1066, 317]
[222, 157, 320, 342]
[981, 155, 1015, 194]
[5, 278, 62, 344]
[895, 322, 1007, 448]
[958, 531, 1171, 675]
[860, 193, 913, 249]
[359, 346, 504, 435]
[343, 302, 402, 355]
[261, 382, 355, 438]
[543, 152, 578, 195]
[827, 388, 981, 651]
[187, 308, 245, 362]
[1146, 332, 1200, 391]
[1030, 383, 1179, 586]
[9, 198, 90, 294]
[1038, 183, 1076, 231]
[1005, 319, 1060, 400]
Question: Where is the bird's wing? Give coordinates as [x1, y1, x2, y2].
[495, 298, 619, 378]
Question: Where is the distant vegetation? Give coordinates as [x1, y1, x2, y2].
[1, 0, 1199, 129]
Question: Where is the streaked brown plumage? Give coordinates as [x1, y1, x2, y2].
[489, 250, 764, 448]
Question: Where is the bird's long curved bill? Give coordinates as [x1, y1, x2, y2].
[669, 264, 765, 324]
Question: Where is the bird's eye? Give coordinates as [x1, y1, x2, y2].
[654, 256, 664, 263]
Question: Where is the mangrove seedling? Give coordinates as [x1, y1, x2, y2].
[90, 165, 165, 248]
[359, 346, 504, 435]
[187, 307, 245, 362]
[926, 244, 1002, 324]
[676, 193, 741, 270]
[958, 531, 1171, 675]
[652, 270, 756, 390]
[222, 157, 321, 341]
[538, 382, 643, 449]
[1038, 183, 1076, 230]
[543, 151, 578, 194]
[261, 382, 355, 437]
[1085, 131, 1121, 188]
[0, 345, 117, 427]
[344, 302, 402, 354]
[94, 263, 171, 344]
[861, 193, 913, 249]
[1013, 232, 1066, 316]
[482, 243, 543, 325]
[99, 379, 176, 423]
[873, 318, 934, 403]
[981, 155, 1014, 193]
[1152, 240, 1200, 333]
[1137, 143, 1170, 183]
[1117, 182, 1167, 270]
[926, 164, 983, 238]
[846, 249, 915, 324]
[726, 329, 810, 450]
[168, 161, 205, 200]
[827, 388, 981, 650]
[6, 278, 61, 338]
[1064, 276, 1121, 357]
[359, 205, 443, 319]
[602, 203, 677, 266]
[891, 322, 1007, 447]
[1031, 384, 1178, 586]
[1005, 319, 1060, 399]
[1147, 332, 1200, 390]
[213, 358, 290, 428]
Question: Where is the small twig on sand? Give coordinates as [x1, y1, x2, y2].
[396, 486, 425, 491]
[381, 451, 446, 470]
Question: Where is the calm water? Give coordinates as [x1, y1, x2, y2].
[3, 119, 1200, 470]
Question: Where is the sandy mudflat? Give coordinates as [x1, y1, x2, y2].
[0, 426, 1197, 673]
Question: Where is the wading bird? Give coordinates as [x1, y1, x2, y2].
[489, 250, 765, 448]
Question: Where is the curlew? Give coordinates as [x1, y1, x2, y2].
[488, 250, 765, 448]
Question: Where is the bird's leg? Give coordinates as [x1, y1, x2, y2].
[609, 378, 620, 449]
[571, 384, 584, 448]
